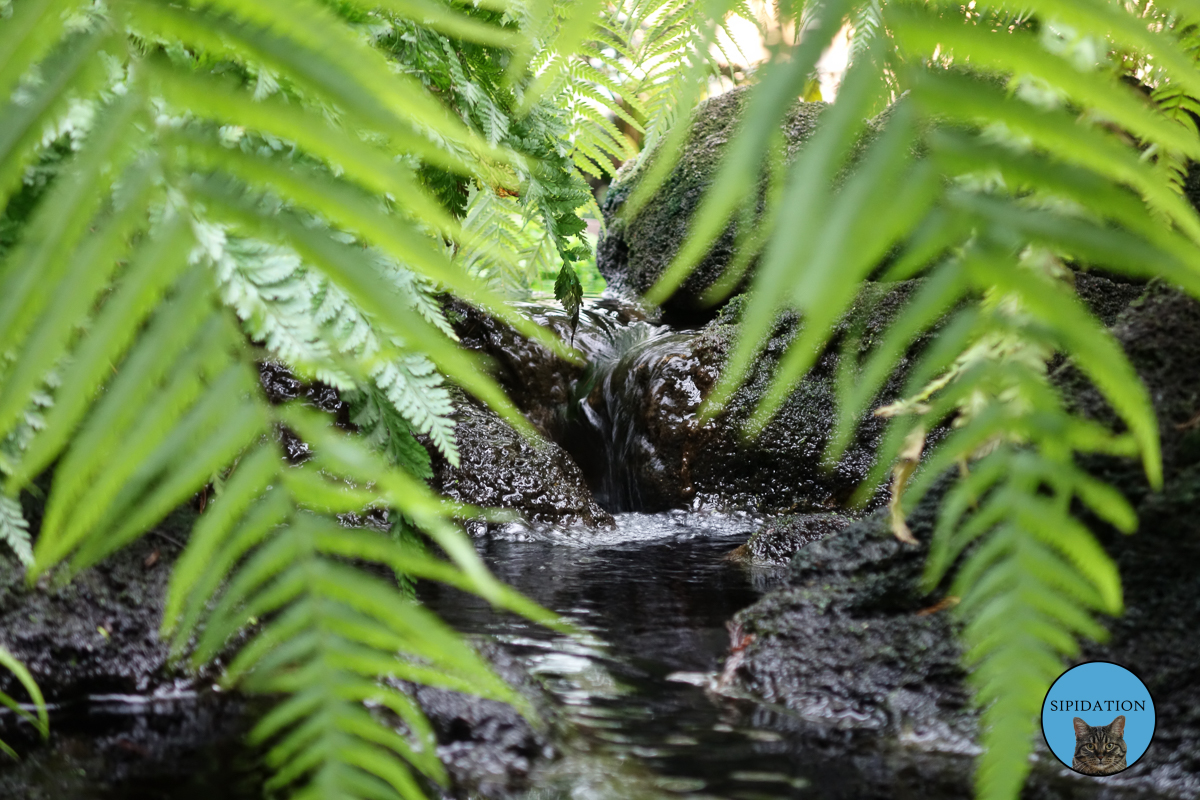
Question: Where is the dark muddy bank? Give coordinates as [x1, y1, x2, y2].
[727, 283, 1200, 799]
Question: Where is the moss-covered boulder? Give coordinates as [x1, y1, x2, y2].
[596, 87, 828, 319]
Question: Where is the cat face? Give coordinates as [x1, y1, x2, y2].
[1072, 715, 1128, 775]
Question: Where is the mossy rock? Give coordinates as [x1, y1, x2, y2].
[597, 87, 830, 320]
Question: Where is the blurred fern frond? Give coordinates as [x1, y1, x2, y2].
[1147, 18, 1200, 196]
[638, 1, 1200, 798]
[0, 0, 577, 795]
[0, 642, 47, 758]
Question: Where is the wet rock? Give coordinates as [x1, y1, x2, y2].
[410, 641, 556, 799]
[579, 281, 926, 513]
[431, 392, 614, 531]
[597, 87, 830, 319]
[1059, 281, 1200, 503]
[257, 360, 344, 414]
[0, 507, 202, 701]
[727, 512, 855, 566]
[448, 297, 653, 441]
[1060, 283, 1200, 794]
[257, 360, 352, 462]
[577, 271, 1150, 515]
[726, 284, 1200, 798]
[728, 487, 974, 746]
[1073, 271, 1147, 327]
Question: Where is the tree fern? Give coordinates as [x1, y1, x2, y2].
[635, 1, 1200, 798]
[1146, 17, 1200, 196]
[162, 409, 558, 800]
[442, 0, 762, 312]
[0, 0, 580, 795]
[199, 223, 462, 464]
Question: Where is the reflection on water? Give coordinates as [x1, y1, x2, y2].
[0, 692, 261, 800]
[421, 511, 852, 800]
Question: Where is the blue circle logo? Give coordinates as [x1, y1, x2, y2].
[1041, 661, 1155, 775]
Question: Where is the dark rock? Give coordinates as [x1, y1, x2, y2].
[597, 87, 828, 319]
[444, 271, 1148, 523]
[579, 280, 926, 513]
[726, 284, 1200, 798]
[1058, 283, 1200, 794]
[0, 507, 202, 701]
[729, 485, 974, 746]
[727, 512, 854, 565]
[257, 360, 351, 462]
[431, 392, 614, 531]
[1058, 281, 1200, 504]
[1073, 272, 1147, 327]
[257, 360, 345, 416]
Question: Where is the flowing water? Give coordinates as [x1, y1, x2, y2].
[420, 512, 971, 800]
[4, 511, 942, 800]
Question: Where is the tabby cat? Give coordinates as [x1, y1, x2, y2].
[1072, 715, 1127, 775]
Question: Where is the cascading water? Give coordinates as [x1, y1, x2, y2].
[570, 326, 703, 513]
[414, 298, 983, 800]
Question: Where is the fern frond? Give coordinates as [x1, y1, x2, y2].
[0, 495, 32, 566]
[0, 642, 48, 756]
[1, 1, 587, 794]
[644, 2, 1200, 799]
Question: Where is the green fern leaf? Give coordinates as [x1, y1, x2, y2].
[0, 495, 32, 566]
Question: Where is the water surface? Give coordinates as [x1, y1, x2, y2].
[422, 511, 945, 800]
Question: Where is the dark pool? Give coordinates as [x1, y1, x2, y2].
[419, 511, 976, 800]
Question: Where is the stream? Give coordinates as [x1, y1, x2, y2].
[3, 511, 960, 800]
[420, 510, 972, 800]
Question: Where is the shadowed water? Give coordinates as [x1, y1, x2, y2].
[420, 512, 978, 800]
